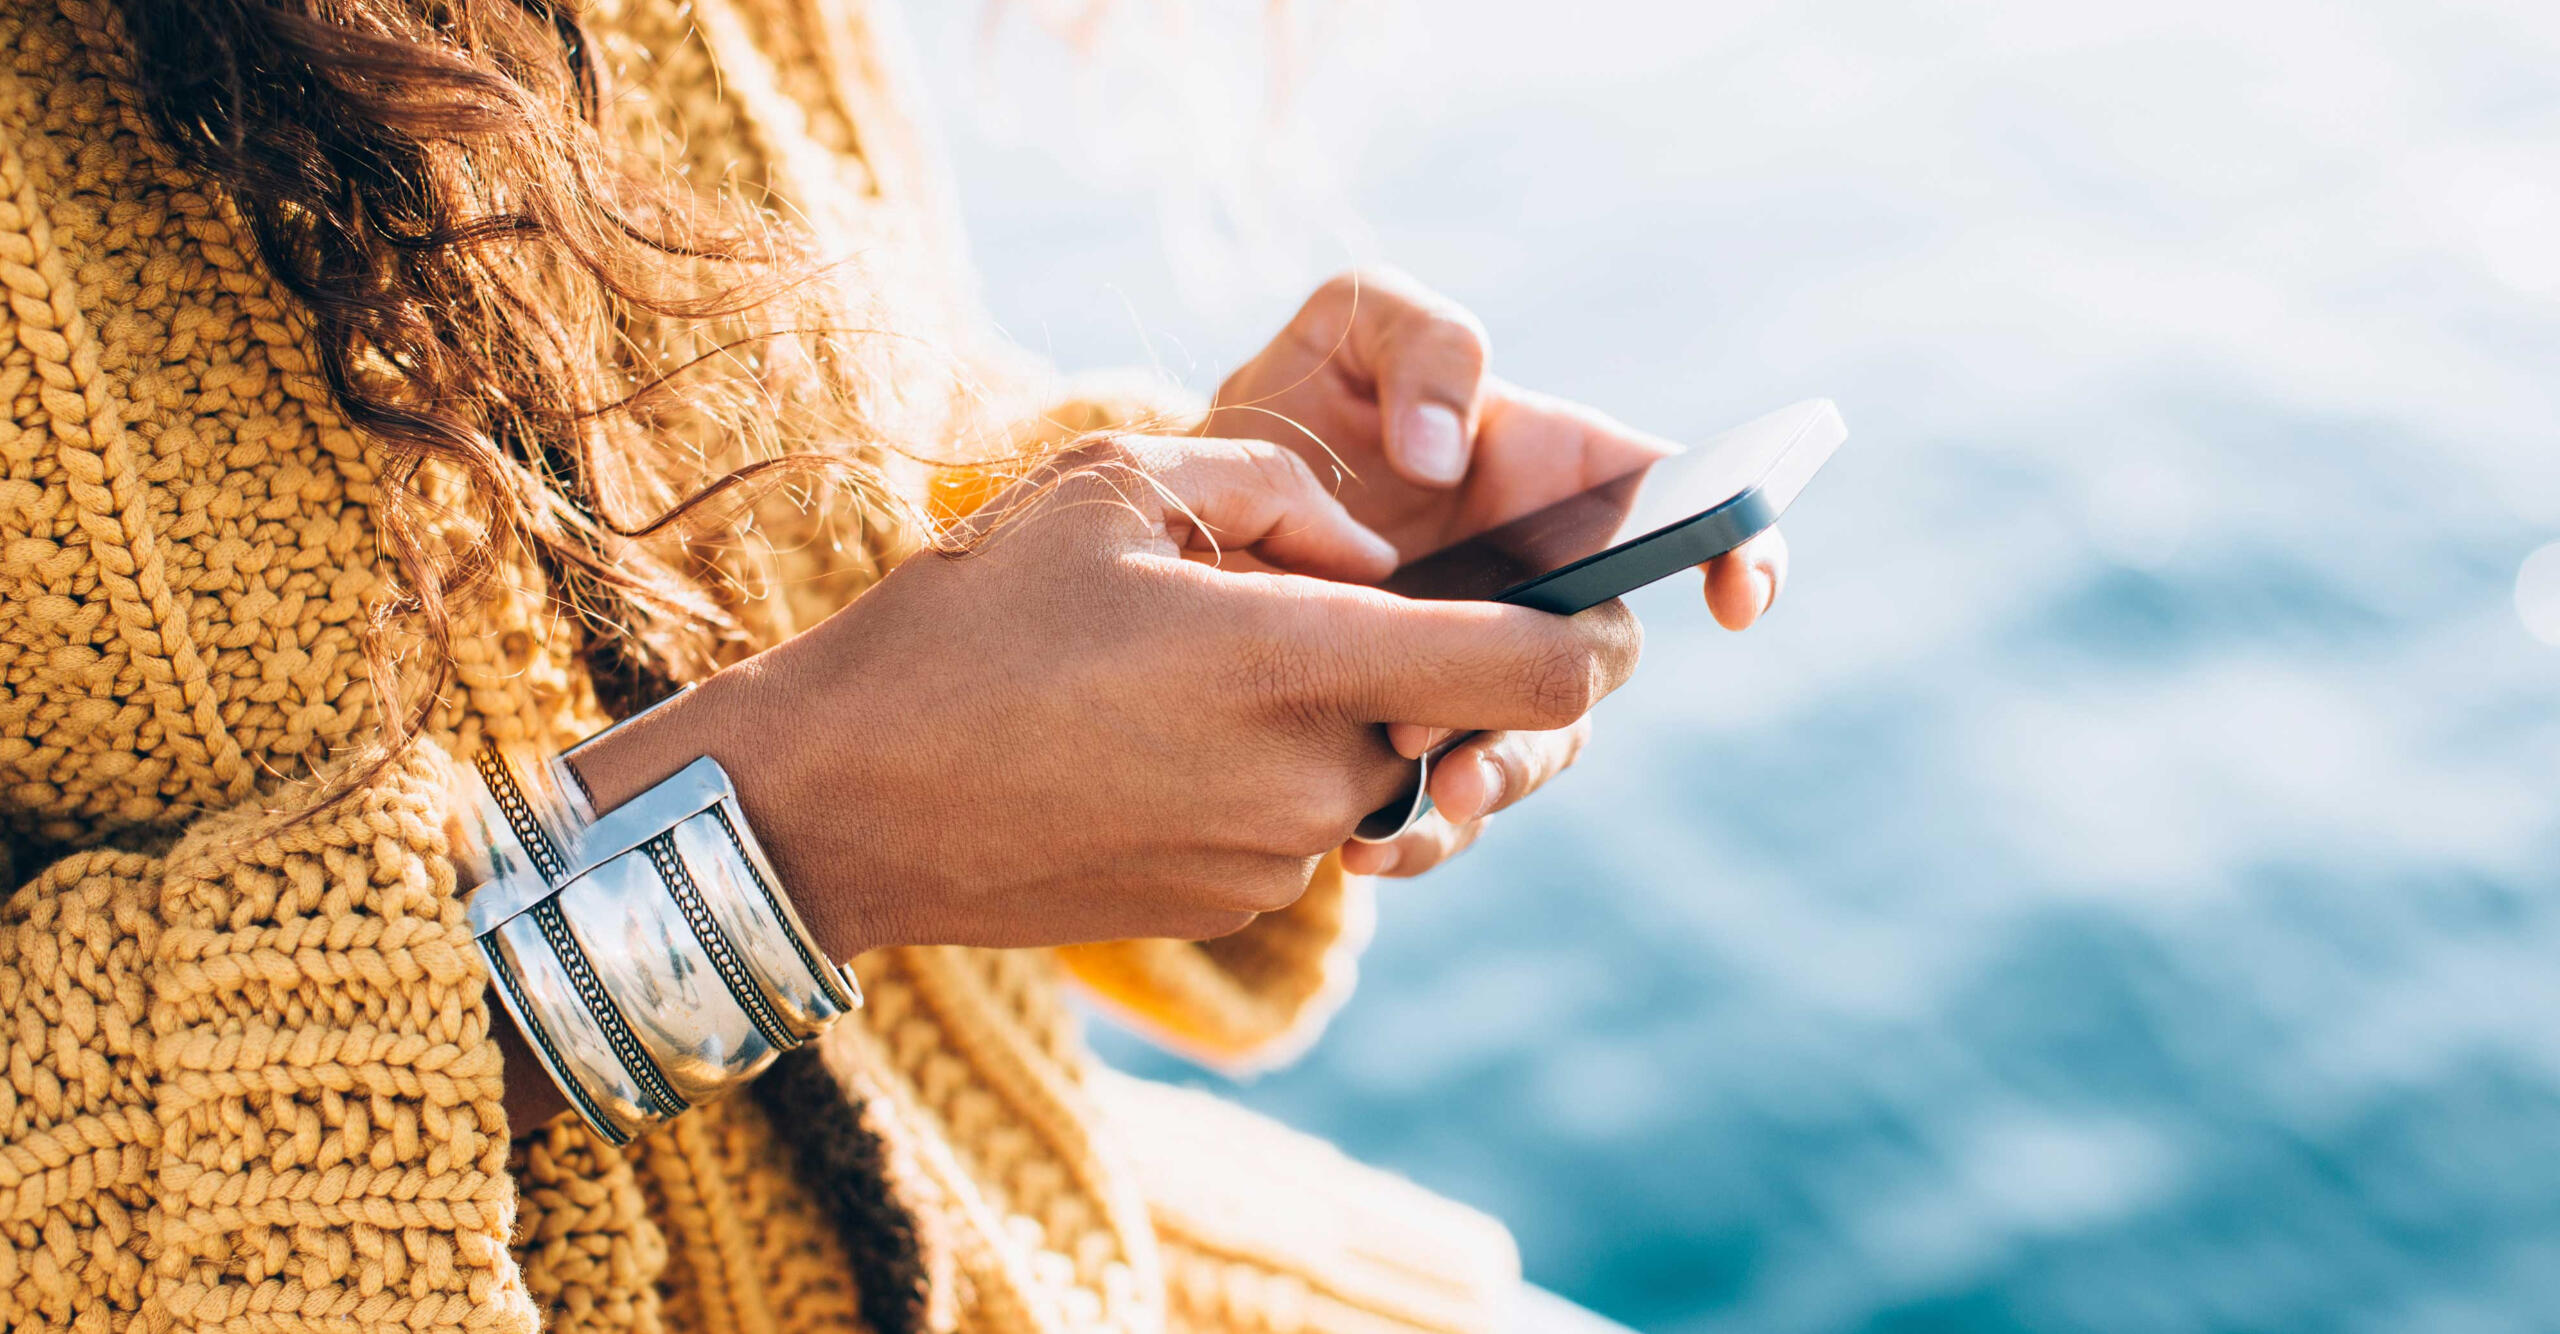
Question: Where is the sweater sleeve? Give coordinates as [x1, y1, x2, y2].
[935, 374, 1381, 1068]
[0, 746, 536, 1334]
[1057, 857, 1374, 1069]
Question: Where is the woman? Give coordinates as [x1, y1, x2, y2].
[0, 2, 1784, 1332]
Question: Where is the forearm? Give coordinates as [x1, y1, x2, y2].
[554, 659, 886, 965]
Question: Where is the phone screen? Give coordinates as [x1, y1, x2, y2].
[1381, 467, 1654, 603]
[1378, 398, 1841, 607]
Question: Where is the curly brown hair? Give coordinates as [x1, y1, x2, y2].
[112, 0, 919, 758]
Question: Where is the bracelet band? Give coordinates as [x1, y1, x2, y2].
[460, 701, 860, 1144]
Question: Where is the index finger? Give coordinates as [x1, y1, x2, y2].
[1295, 584, 1645, 733]
[1289, 269, 1493, 487]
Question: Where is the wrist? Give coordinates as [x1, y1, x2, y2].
[454, 666, 869, 1146]
[562, 660, 879, 964]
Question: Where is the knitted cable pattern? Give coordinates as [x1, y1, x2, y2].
[0, 0, 1525, 1331]
[148, 747, 524, 1333]
[0, 747, 535, 1334]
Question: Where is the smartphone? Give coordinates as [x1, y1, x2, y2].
[1383, 398, 1845, 611]
[1352, 397, 1846, 841]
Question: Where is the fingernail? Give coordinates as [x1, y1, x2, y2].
[1753, 566, 1778, 617]
[1476, 751, 1507, 814]
[1399, 403, 1467, 484]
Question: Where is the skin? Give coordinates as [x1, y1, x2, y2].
[1200, 269, 1787, 874]
[491, 271, 1786, 1131]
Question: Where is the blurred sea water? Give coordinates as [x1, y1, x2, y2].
[903, 2, 2560, 1329]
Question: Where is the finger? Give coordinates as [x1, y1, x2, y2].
[1457, 380, 1685, 533]
[1478, 380, 1681, 480]
[1384, 722, 1452, 761]
[1118, 436, 1400, 582]
[1338, 809, 1490, 878]
[1297, 269, 1492, 487]
[1702, 527, 1789, 631]
[1337, 836, 1396, 876]
[1303, 586, 1645, 732]
[1425, 721, 1591, 825]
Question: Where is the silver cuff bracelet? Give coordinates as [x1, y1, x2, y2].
[461, 696, 861, 1144]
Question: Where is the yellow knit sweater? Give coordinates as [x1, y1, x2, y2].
[0, 2, 1519, 1332]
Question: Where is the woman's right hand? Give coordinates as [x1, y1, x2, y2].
[567, 435, 1643, 955]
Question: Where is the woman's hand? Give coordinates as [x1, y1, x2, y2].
[566, 435, 1643, 956]
[1203, 268, 1788, 877]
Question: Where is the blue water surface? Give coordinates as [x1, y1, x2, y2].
[906, 3, 2560, 1329]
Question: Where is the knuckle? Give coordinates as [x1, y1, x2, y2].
[1520, 636, 1602, 725]
[1055, 432, 1141, 474]
[1329, 266, 1408, 304]
[1413, 307, 1491, 368]
[1316, 267, 1431, 326]
[1243, 438, 1319, 495]
[1041, 436, 1150, 511]
[1583, 601, 1644, 687]
[1296, 272, 1367, 339]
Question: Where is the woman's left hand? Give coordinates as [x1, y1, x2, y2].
[1204, 268, 1788, 878]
